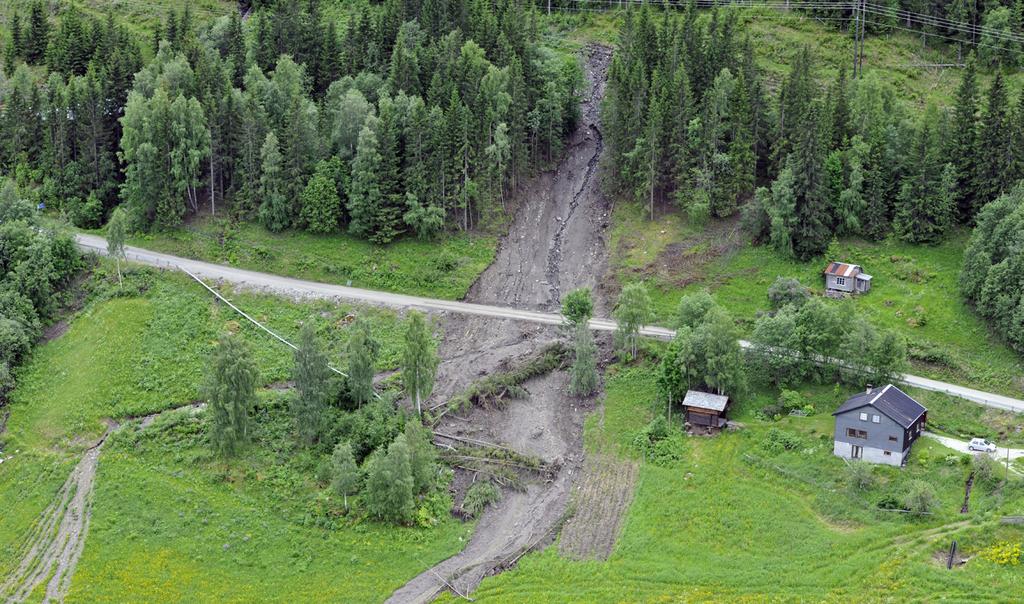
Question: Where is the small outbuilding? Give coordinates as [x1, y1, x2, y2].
[833, 384, 927, 467]
[683, 390, 730, 429]
[823, 261, 872, 296]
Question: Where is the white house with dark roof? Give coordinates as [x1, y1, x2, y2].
[823, 262, 872, 296]
[832, 384, 927, 466]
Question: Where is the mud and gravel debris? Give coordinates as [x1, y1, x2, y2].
[386, 44, 616, 604]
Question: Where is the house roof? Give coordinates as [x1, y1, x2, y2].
[683, 390, 729, 412]
[832, 384, 927, 429]
[823, 262, 861, 277]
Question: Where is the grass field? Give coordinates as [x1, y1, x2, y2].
[127, 218, 497, 300]
[0, 265, 456, 588]
[65, 395, 471, 603]
[609, 200, 1024, 396]
[454, 366, 1024, 603]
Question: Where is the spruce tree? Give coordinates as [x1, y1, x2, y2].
[292, 322, 330, 446]
[894, 109, 954, 244]
[259, 131, 290, 232]
[949, 54, 979, 223]
[299, 162, 341, 234]
[973, 72, 1013, 217]
[348, 120, 386, 241]
[788, 105, 830, 261]
[402, 311, 438, 415]
[346, 317, 380, 408]
[205, 333, 258, 461]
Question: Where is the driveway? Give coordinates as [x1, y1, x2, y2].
[924, 432, 1024, 461]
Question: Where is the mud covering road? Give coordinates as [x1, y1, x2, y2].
[386, 44, 614, 604]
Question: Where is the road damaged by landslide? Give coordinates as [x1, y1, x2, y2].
[385, 44, 615, 604]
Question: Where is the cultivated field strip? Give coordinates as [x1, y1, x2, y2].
[559, 453, 639, 560]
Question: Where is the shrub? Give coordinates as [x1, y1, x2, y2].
[463, 481, 501, 518]
[417, 490, 454, 528]
[903, 480, 938, 516]
[761, 428, 803, 453]
[767, 277, 809, 310]
[778, 389, 805, 414]
[67, 193, 104, 228]
[845, 461, 876, 492]
[972, 453, 999, 487]
[649, 433, 687, 467]
[979, 541, 1022, 566]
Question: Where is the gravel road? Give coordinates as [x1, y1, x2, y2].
[76, 232, 1024, 415]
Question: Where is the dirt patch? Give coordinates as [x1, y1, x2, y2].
[40, 320, 70, 344]
[645, 214, 743, 288]
[558, 453, 639, 560]
[386, 44, 614, 604]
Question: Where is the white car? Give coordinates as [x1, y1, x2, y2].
[968, 438, 997, 453]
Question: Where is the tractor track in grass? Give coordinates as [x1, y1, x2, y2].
[1, 425, 112, 604]
[1, 404, 204, 603]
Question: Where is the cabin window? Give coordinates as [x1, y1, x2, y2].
[859, 412, 868, 421]
[836, 277, 846, 286]
[888, 436, 898, 442]
[872, 415, 880, 423]
[846, 428, 868, 439]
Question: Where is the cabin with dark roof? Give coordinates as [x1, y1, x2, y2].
[833, 384, 927, 466]
[823, 261, 872, 296]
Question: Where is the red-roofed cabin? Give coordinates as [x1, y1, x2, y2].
[823, 261, 872, 296]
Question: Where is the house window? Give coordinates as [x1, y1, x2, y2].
[872, 415, 880, 423]
[836, 277, 846, 286]
[884, 451, 891, 456]
[847, 428, 868, 439]
[888, 436, 898, 442]
[859, 412, 868, 421]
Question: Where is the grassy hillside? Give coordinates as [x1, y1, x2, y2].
[0, 265, 454, 587]
[610, 202, 1024, 396]
[65, 396, 471, 603]
[549, 8, 1024, 104]
[455, 367, 1024, 603]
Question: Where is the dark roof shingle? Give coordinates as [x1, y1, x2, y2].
[833, 385, 926, 428]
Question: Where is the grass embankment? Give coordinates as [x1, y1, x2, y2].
[128, 217, 497, 300]
[0, 265, 465, 595]
[460, 368, 1024, 602]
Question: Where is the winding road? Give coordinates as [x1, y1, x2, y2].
[75, 233, 1024, 414]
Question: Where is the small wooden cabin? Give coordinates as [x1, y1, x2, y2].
[683, 390, 730, 429]
[823, 262, 872, 296]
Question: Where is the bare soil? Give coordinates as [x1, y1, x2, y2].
[558, 453, 639, 560]
[386, 44, 616, 604]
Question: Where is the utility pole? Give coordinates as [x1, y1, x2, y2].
[852, 0, 860, 77]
